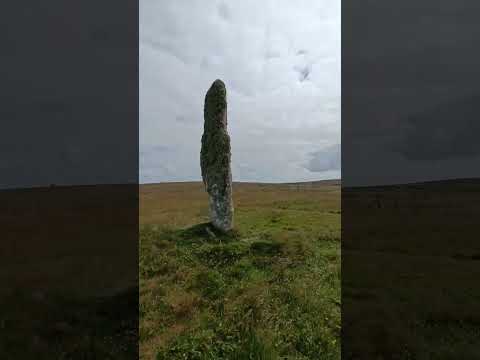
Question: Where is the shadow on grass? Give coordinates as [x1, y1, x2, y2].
[177, 222, 241, 243]
[0, 287, 138, 359]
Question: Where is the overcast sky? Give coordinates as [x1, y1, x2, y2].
[140, 0, 340, 183]
[343, 0, 480, 186]
[1, 1, 137, 189]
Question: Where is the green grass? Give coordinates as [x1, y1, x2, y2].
[139, 182, 340, 359]
[342, 182, 480, 359]
[0, 185, 138, 359]
[0, 287, 138, 359]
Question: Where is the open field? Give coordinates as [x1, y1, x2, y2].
[343, 179, 480, 359]
[140, 181, 341, 359]
[0, 185, 138, 359]
[3, 178, 476, 358]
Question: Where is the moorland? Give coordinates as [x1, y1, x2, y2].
[140, 181, 341, 359]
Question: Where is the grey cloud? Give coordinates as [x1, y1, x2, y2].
[295, 64, 312, 82]
[200, 55, 223, 69]
[265, 50, 281, 60]
[395, 95, 480, 161]
[305, 144, 341, 172]
[140, 145, 172, 160]
[343, 0, 480, 185]
[175, 115, 197, 124]
[140, 0, 340, 183]
[218, 2, 231, 21]
[140, 145, 177, 182]
[142, 37, 191, 64]
[150, 145, 171, 153]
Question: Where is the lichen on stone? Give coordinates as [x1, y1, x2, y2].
[200, 79, 234, 232]
[201, 79, 231, 196]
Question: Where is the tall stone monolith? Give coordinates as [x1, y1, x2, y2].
[200, 79, 234, 232]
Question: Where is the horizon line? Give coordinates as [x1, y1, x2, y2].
[3, 176, 480, 191]
[140, 178, 341, 185]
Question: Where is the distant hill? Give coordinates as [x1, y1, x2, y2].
[283, 179, 341, 186]
[142, 179, 341, 187]
[344, 177, 480, 190]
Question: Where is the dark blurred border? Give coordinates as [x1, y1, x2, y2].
[342, 1, 480, 358]
[0, 1, 138, 358]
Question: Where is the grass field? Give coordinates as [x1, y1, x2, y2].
[3, 179, 477, 358]
[343, 180, 480, 359]
[139, 181, 341, 359]
[1, 185, 138, 359]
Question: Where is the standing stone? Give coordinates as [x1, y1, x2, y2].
[200, 79, 234, 232]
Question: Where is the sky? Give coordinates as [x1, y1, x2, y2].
[1, 1, 137, 189]
[343, 0, 480, 186]
[140, 0, 340, 183]
[4, 1, 479, 190]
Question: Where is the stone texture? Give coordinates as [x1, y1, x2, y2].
[200, 79, 234, 232]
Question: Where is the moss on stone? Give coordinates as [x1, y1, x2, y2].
[200, 79, 231, 195]
[203, 79, 227, 131]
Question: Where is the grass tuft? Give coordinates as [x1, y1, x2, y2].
[140, 182, 340, 359]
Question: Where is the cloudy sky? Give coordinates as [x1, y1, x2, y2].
[140, 0, 340, 183]
[1, 1, 137, 189]
[343, 0, 480, 186]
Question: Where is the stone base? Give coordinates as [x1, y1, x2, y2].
[208, 185, 234, 232]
